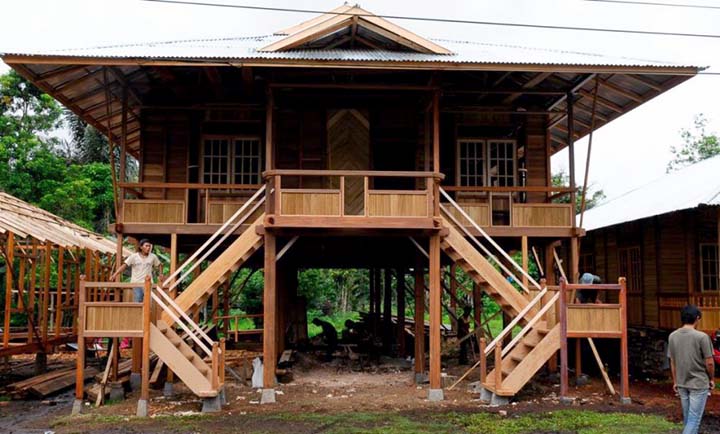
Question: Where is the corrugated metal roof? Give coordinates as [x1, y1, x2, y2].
[583, 155, 720, 231]
[1, 35, 695, 68]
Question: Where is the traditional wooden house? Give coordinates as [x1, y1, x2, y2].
[582, 155, 720, 332]
[1, 4, 702, 413]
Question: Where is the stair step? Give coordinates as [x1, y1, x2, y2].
[511, 354, 524, 363]
[537, 328, 550, 336]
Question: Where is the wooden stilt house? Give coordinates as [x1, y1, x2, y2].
[1, 4, 702, 412]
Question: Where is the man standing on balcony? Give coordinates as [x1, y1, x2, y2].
[110, 239, 164, 302]
[668, 305, 715, 434]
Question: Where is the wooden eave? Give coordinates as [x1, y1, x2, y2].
[1, 54, 699, 157]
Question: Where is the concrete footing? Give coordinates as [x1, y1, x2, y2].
[414, 372, 428, 384]
[479, 388, 493, 403]
[428, 389, 444, 402]
[130, 372, 141, 390]
[201, 396, 222, 413]
[619, 397, 632, 405]
[34, 353, 47, 375]
[71, 399, 83, 415]
[136, 399, 148, 417]
[109, 382, 125, 401]
[163, 382, 174, 398]
[260, 388, 276, 404]
[560, 396, 575, 405]
[219, 387, 227, 406]
[490, 393, 510, 406]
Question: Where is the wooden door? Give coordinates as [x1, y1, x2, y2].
[327, 109, 370, 215]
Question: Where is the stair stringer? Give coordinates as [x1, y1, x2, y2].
[149, 320, 217, 397]
[484, 323, 561, 396]
[439, 217, 534, 318]
[162, 213, 265, 325]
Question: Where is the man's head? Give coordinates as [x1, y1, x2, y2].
[579, 273, 601, 285]
[681, 304, 702, 326]
[138, 239, 152, 255]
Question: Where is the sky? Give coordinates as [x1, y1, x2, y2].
[1, 0, 719, 200]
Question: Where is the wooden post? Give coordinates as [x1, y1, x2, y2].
[137, 276, 151, 417]
[414, 263, 425, 380]
[373, 268, 381, 337]
[211, 342, 219, 390]
[72, 275, 86, 414]
[166, 233, 178, 393]
[619, 277, 630, 404]
[262, 231, 277, 402]
[521, 236, 529, 291]
[567, 91, 576, 227]
[473, 282, 483, 351]
[55, 246, 64, 338]
[432, 90, 441, 217]
[220, 338, 226, 386]
[41, 243, 51, 343]
[383, 269, 393, 353]
[494, 341, 503, 391]
[3, 232, 14, 348]
[570, 237, 579, 284]
[545, 244, 558, 373]
[575, 338, 582, 381]
[396, 268, 406, 357]
[265, 89, 274, 173]
[559, 278, 569, 401]
[428, 234, 443, 401]
[479, 337, 487, 383]
[449, 265, 457, 332]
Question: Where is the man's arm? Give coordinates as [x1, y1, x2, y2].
[706, 357, 715, 390]
[110, 263, 128, 281]
[670, 357, 678, 393]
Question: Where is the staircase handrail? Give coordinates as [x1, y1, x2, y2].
[484, 286, 548, 356]
[501, 291, 559, 358]
[162, 184, 266, 290]
[439, 187, 542, 293]
[152, 285, 215, 357]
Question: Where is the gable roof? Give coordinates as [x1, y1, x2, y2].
[583, 155, 720, 231]
[260, 4, 452, 54]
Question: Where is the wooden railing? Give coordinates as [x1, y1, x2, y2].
[118, 182, 263, 224]
[442, 186, 575, 228]
[215, 313, 264, 341]
[263, 170, 444, 219]
[660, 292, 720, 331]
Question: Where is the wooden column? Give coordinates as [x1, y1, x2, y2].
[396, 269, 406, 357]
[119, 86, 127, 222]
[619, 277, 630, 403]
[473, 282, 483, 352]
[521, 236, 529, 290]
[432, 90, 440, 217]
[3, 232, 13, 348]
[166, 233, 178, 389]
[383, 269, 393, 353]
[428, 234, 443, 400]
[373, 269, 381, 337]
[546, 243, 558, 372]
[567, 92, 576, 227]
[41, 243, 51, 342]
[449, 265, 457, 332]
[414, 262, 425, 380]
[138, 276, 152, 416]
[369, 269, 375, 318]
[570, 237, 579, 284]
[559, 279, 569, 400]
[265, 89, 274, 173]
[55, 246, 64, 338]
[73, 276, 86, 414]
[262, 232, 277, 396]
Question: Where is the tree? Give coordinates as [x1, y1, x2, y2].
[667, 114, 720, 173]
[551, 170, 606, 214]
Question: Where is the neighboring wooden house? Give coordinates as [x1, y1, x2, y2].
[1, 4, 702, 411]
[583, 155, 720, 332]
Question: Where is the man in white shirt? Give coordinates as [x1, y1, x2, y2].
[110, 238, 163, 302]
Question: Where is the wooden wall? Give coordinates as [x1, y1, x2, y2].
[584, 207, 719, 330]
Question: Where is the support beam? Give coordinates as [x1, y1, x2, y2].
[414, 262, 425, 381]
[428, 234, 443, 401]
[3, 233, 13, 348]
[262, 232, 277, 403]
[265, 89, 274, 173]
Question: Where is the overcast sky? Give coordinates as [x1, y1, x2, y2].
[1, 0, 719, 199]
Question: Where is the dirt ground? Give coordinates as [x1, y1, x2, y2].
[2, 353, 720, 434]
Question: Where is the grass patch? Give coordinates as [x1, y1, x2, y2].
[449, 410, 679, 434]
[270, 411, 457, 434]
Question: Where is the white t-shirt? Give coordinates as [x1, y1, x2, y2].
[124, 252, 161, 283]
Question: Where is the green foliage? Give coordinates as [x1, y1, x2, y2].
[552, 169, 606, 213]
[667, 113, 720, 173]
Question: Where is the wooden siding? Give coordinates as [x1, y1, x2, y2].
[124, 200, 185, 224]
[281, 190, 341, 216]
[512, 203, 572, 227]
[367, 191, 427, 217]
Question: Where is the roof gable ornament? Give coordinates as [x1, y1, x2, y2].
[259, 4, 452, 54]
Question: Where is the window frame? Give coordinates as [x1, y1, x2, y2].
[618, 245, 642, 293]
[455, 138, 517, 189]
[200, 135, 262, 186]
[699, 243, 720, 292]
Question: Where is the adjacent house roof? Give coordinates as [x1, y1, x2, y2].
[583, 155, 720, 231]
[0, 192, 120, 254]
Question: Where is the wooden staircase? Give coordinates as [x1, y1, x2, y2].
[438, 194, 560, 400]
[150, 320, 218, 397]
[161, 213, 265, 326]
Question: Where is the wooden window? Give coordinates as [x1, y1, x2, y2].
[488, 140, 516, 187]
[202, 136, 261, 185]
[618, 246, 642, 293]
[700, 243, 719, 291]
[457, 140, 485, 187]
[456, 139, 517, 188]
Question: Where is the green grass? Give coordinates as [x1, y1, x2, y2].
[271, 412, 457, 434]
[449, 410, 679, 434]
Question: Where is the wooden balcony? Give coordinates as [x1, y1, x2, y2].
[442, 186, 578, 237]
[659, 293, 720, 332]
[263, 170, 443, 231]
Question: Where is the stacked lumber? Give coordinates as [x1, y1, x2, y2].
[6, 366, 99, 399]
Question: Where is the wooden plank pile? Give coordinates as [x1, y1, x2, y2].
[6, 366, 99, 399]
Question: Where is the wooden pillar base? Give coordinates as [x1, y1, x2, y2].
[260, 388, 276, 404]
[71, 399, 83, 415]
[428, 388, 444, 402]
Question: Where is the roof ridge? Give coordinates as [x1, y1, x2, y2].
[47, 34, 276, 53]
